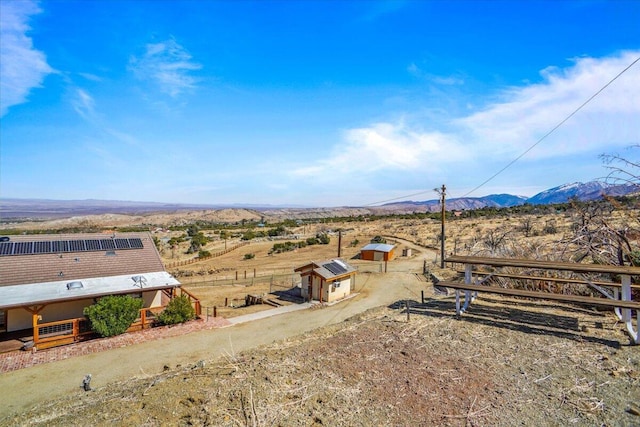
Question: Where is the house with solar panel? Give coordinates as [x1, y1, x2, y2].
[294, 259, 357, 303]
[0, 232, 199, 350]
[360, 243, 395, 261]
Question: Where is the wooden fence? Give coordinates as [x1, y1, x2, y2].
[164, 241, 250, 269]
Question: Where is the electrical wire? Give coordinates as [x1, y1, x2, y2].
[459, 55, 640, 198]
[365, 55, 639, 206]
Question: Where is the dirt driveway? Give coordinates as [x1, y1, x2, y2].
[0, 242, 435, 418]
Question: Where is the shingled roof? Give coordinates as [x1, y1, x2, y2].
[0, 232, 165, 287]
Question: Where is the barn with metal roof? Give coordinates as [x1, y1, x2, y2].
[360, 243, 396, 261]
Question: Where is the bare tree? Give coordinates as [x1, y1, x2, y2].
[519, 217, 534, 237]
[481, 227, 511, 255]
[563, 198, 638, 266]
[599, 144, 640, 187]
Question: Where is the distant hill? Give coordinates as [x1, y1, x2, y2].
[383, 181, 639, 212]
[1, 181, 638, 221]
[525, 182, 637, 205]
[383, 194, 528, 212]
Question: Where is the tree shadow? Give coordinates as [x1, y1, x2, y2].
[388, 298, 623, 348]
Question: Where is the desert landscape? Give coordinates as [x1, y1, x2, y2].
[1, 198, 639, 426]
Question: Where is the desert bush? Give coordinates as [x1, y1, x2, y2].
[317, 232, 330, 244]
[157, 295, 196, 325]
[371, 235, 386, 244]
[198, 250, 211, 258]
[84, 295, 143, 337]
[244, 253, 255, 260]
[542, 220, 557, 235]
[268, 225, 287, 237]
[269, 241, 304, 254]
[241, 230, 256, 240]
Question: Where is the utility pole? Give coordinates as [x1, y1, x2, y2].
[438, 184, 446, 268]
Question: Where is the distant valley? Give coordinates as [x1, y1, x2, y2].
[1, 181, 638, 222]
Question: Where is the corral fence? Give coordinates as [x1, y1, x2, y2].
[180, 271, 302, 292]
[164, 241, 250, 269]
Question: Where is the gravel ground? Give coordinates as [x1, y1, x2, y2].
[3, 296, 639, 427]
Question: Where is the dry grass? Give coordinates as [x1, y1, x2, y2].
[5, 299, 639, 427]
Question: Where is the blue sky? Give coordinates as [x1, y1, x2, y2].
[1, 0, 639, 207]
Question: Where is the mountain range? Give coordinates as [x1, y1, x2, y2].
[0, 181, 638, 220]
[382, 181, 639, 212]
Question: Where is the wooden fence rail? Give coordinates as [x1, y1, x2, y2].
[164, 241, 250, 269]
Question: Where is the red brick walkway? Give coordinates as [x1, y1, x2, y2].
[0, 316, 232, 373]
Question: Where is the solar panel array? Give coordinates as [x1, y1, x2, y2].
[323, 261, 348, 276]
[0, 238, 144, 257]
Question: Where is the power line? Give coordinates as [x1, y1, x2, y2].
[460, 55, 640, 198]
[365, 55, 639, 206]
[364, 189, 438, 206]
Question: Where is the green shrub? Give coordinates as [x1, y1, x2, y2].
[244, 253, 255, 260]
[241, 230, 256, 240]
[84, 295, 143, 337]
[157, 295, 196, 325]
[198, 249, 211, 258]
[317, 233, 330, 244]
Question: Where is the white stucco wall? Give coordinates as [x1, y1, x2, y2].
[325, 277, 351, 302]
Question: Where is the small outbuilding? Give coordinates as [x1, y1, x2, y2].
[294, 259, 356, 303]
[360, 243, 395, 261]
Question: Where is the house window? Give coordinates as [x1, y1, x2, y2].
[0, 309, 5, 332]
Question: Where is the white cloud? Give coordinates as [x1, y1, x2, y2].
[129, 38, 202, 97]
[458, 51, 640, 159]
[0, 0, 54, 117]
[407, 62, 464, 85]
[290, 51, 640, 192]
[71, 88, 96, 121]
[292, 120, 468, 180]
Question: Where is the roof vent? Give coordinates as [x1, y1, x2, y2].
[66, 281, 83, 290]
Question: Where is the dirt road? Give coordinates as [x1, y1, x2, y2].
[0, 244, 435, 418]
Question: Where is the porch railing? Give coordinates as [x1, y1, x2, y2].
[34, 305, 164, 350]
[32, 288, 202, 351]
